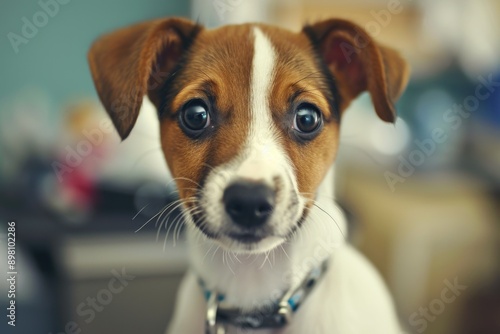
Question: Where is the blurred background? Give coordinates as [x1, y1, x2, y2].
[0, 0, 499, 333]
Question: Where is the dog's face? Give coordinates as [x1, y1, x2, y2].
[88, 18, 409, 253]
[159, 25, 341, 253]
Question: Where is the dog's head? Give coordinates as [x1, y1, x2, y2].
[88, 18, 409, 253]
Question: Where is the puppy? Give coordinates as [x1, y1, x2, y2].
[88, 17, 409, 334]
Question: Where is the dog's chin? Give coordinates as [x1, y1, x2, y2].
[216, 234, 286, 254]
[188, 212, 287, 253]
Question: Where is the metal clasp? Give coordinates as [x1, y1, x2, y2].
[206, 292, 226, 334]
[277, 301, 293, 325]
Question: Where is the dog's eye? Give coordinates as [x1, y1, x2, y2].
[181, 99, 210, 131]
[293, 104, 321, 133]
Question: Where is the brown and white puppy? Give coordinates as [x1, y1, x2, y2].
[88, 17, 409, 334]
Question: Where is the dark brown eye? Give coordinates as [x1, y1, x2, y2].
[181, 99, 210, 131]
[294, 104, 321, 133]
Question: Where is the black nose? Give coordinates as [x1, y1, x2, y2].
[223, 181, 275, 228]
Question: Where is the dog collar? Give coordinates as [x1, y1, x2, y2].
[200, 259, 329, 334]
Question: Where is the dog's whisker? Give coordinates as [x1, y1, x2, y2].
[299, 191, 336, 202]
[171, 176, 202, 188]
[134, 203, 170, 233]
[156, 215, 169, 242]
[168, 214, 186, 249]
[211, 245, 220, 262]
[298, 197, 346, 241]
[155, 198, 187, 228]
[163, 204, 191, 244]
[172, 217, 184, 247]
[232, 252, 241, 264]
[174, 206, 198, 245]
[169, 187, 201, 197]
[266, 251, 273, 268]
[311, 202, 346, 239]
[202, 243, 215, 262]
[167, 201, 202, 247]
[157, 211, 179, 242]
[279, 244, 290, 261]
[159, 211, 179, 242]
[158, 199, 194, 232]
[226, 250, 235, 265]
[259, 251, 271, 270]
[224, 251, 236, 276]
[163, 225, 172, 252]
[132, 203, 150, 220]
[247, 253, 261, 266]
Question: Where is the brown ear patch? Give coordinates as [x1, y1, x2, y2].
[87, 18, 202, 139]
[303, 19, 410, 122]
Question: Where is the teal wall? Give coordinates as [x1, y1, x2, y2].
[0, 0, 190, 110]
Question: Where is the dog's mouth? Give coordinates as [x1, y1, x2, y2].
[187, 202, 308, 253]
[227, 232, 264, 244]
[189, 208, 275, 243]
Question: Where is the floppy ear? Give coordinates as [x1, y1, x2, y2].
[303, 19, 410, 122]
[88, 18, 202, 139]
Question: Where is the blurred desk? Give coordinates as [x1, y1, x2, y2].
[338, 165, 500, 334]
[0, 184, 188, 334]
[62, 233, 188, 334]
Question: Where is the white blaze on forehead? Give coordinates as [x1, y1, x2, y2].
[236, 27, 287, 182]
[251, 27, 275, 127]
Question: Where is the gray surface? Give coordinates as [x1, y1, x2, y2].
[61, 233, 189, 334]
[68, 274, 184, 334]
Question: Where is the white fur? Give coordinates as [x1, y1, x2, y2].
[237, 27, 287, 185]
[167, 28, 402, 334]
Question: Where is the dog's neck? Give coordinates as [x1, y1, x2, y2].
[187, 167, 346, 311]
